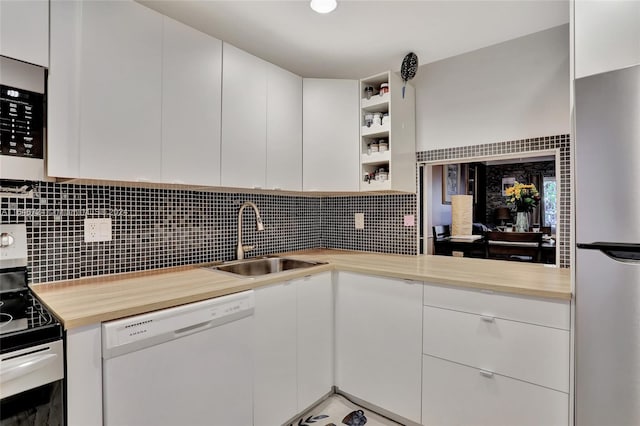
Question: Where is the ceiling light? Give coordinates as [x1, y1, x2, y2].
[310, 0, 337, 14]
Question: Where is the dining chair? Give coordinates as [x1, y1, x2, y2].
[485, 231, 543, 262]
[432, 225, 451, 255]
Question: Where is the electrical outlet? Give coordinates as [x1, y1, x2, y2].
[84, 218, 112, 242]
[354, 213, 365, 229]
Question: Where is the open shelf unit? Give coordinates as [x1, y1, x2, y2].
[359, 71, 416, 192]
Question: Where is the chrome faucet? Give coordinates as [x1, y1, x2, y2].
[237, 201, 265, 260]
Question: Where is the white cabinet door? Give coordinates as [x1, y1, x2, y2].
[0, 0, 49, 67]
[335, 272, 423, 423]
[78, 0, 162, 182]
[297, 272, 333, 411]
[161, 17, 222, 186]
[422, 305, 570, 393]
[48, 0, 82, 178]
[221, 43, 267, 189]
[422, 355, 568, 426]
[303, 79, 360, 192]
[575, 0, 640, 78]
[266, 63, 303, 191]
[67, 324, 103, 426]
[254, 281, 298, 426]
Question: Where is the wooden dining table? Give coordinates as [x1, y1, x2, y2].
[434, 232, 557, 264]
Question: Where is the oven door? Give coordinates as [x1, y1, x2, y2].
[0, 339, 64, 425]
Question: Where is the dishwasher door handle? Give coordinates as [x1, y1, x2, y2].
[174, 321, 214, 337]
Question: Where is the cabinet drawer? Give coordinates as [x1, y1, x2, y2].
[422, 355, 568, 426]
[424, 282, 570, 329]
[423, 305, 570, 392]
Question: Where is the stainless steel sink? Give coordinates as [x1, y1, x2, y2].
[208, 257, 326, 277]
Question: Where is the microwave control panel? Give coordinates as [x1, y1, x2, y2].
[0, 85, 44, 159]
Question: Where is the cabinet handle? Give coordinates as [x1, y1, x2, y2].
[479, 369, 494, 378]
[480, 289, 494, 295]
[403, 279, 417, 284]
[480, 315, 495, 323]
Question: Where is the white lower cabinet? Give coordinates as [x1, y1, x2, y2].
[254, 281, 298, 426]
[254, 272, 333, 426]
[66, 324, 103, 426]
[336, 272, 423, 423]
[422, 355, 569, 426]
[421, 282, 571, 426]
[65, 272, 571, 426]
[422, 305, 570, 392]
[297, 273, 334, 411]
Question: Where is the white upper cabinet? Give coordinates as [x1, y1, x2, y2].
[48, 0, 82, 178]
[221, 43, 268, 189]
[266, 63, 303, 191]
[161, 17, 222, 186]
[303, 79, 360, 192]
[49, 0, 225, 184]
[0, 0, 49, 67]
[575, 0, 640, 78]
[221, 44, 303, 190]
[78, 0, 163, 182]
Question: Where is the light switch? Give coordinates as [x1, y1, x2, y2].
[354, 213, 365, 229]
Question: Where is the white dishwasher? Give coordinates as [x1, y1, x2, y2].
[102, 290, 255, 426]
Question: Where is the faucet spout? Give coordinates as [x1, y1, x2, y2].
[237, 201, 265, 260]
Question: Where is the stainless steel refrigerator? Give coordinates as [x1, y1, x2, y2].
[575, 64, 640, 426]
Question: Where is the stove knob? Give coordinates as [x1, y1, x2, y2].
[0, 232, 15, 247]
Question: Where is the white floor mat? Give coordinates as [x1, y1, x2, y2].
[288, 394, 403, 426]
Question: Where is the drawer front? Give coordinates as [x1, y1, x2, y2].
[423, 282, 570, 329]
[423, 305, 570, 392]
[422, 355, 568, 426]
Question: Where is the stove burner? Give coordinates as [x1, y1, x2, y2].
[0, 317, 28, 334]
[0, 227, 62, 354]
[0, 271, 61, 353]
[0, 310, 12, 322]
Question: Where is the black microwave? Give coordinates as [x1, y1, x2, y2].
[0, 84, 44, 159]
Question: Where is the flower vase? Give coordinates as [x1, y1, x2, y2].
[515, 211, 529, 232]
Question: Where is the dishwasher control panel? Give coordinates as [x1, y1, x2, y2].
[102, 290, 255, 360]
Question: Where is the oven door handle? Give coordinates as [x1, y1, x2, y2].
[0, 352, 58, 383]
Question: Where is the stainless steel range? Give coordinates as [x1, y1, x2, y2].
[0, 224, 64, 426]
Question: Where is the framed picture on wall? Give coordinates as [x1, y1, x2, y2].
[502, 177, 516, 196]
[442, 164, 460, 204]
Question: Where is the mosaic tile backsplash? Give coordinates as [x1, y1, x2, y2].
[417, 134, 571, 268]
[1, 182, 417, 284]
[321, 194, 418, 255]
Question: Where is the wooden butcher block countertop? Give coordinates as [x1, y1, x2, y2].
[31, 249, 571, 330]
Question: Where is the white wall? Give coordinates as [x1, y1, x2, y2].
[415, 24, 570, 151]
[430, 165, 452, 226]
